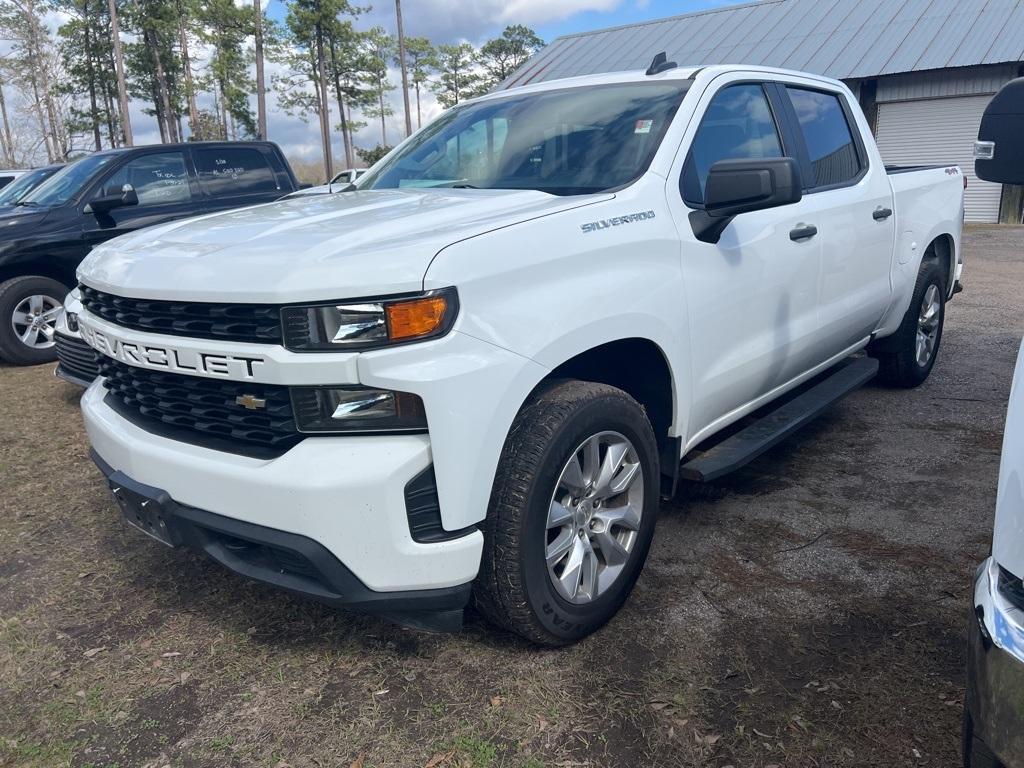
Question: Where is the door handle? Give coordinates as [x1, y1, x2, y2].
[873, 207, 893, 221]
[789, 224, 817, 242]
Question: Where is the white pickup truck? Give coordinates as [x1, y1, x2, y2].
[75, 61, 964, 645]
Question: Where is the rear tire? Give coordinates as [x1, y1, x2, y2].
[474, 380, 660, 646]
[868, 257, 945, 388]
[0, 275, 69, 366]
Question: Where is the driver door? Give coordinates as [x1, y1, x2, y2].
[82, 150, 198, 248]
[666, 80, 823, 443]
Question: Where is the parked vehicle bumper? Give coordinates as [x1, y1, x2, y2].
[80, 381, 483, 622]
[965, 557, 1024, 766]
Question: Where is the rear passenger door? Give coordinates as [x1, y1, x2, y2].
[192, 145, 289, 213]
[777, 83, 895, 354]
[81, 149, 198, 246]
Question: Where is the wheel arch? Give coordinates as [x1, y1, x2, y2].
[530, 336, 681, 489]
[927, 232, 957, 298]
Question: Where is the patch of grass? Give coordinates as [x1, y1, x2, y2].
[453, 734, 499, 767]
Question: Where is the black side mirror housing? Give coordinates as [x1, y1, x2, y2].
[976, 77, 1024, 185]
[690, 157, 803, 244]
[86, 184, 139, 214]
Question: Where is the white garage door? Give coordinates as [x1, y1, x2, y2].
[875, 95, 1002, 223]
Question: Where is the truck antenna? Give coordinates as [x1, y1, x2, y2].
[646, 52, 677, 76]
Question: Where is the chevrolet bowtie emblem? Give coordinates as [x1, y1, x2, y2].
[235, 394, 267, 410]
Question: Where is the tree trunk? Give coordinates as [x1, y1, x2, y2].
[27, 74, 54, 161]
[415, 81, 421, 128]
[314, 24, 333, 180]
[178, 14, 199, 134]
[378, 76, 387, 146]
[328, 43, 353, 168]
[253, 0, 267, 140]
[395, 0, 411, 137]
[145, 26, 177, 142]
[108, 0, 133, 145]
[83, 0, 103, 150]
[0, 82, 14, 165]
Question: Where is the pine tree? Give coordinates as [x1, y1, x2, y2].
[401, 36, 434, 129]
[477, 25, 544, 89]
[431, 43, 480, 109]
[360, 26, 394, 147]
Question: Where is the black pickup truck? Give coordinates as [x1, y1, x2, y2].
[0, 141, 299, 365]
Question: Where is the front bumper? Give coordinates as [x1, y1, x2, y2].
[965, 557, 1024, 766]
[81, 381, 483, 601]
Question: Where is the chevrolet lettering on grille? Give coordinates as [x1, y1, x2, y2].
[79, 321, 266, 380]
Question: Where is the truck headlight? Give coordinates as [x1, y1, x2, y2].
[281, 288, 458, 351]
[291, 387, 427, 433]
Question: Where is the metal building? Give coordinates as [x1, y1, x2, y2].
[500, 0, 1024, 223]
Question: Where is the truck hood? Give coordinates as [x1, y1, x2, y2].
[994, 340, 1024, 579]
[77, 188, 608, 302]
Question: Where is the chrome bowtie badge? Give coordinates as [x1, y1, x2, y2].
[235, 394, 267, 410]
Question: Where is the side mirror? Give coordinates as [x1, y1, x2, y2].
[976, 77, 1024, 184]
[690, 157, 802, 244]
[86, 183, 138, 214]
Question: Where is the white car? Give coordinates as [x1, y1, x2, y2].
[965, 341, 1024, 768]
[73, 61, 964, 644]
[964, 77, 1024, 768]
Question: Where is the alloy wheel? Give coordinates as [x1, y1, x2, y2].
[916, 283, 941, 368]
[545, 431, 644, 604]
[11, 294, 62, 350]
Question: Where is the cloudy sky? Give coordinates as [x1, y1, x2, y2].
[16, 0, 735, 167]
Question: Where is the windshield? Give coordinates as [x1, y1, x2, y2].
[0, 167, 58, 205]
[20, 154, 118, 207]
[360, 81, 691, 196]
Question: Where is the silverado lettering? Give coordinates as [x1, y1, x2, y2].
[580, 210, 656, 233]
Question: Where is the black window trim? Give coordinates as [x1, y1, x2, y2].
[776, 82, 869, 195]
[679, 79, 793, 210]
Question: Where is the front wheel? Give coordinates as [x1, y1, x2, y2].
[868, 257, 946, 388]
[0, 275, 69, 365]
[474, 380, 660, 646]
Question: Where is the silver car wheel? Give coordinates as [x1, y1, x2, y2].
[11, 294, 62, 350]
[545, 430, 644, 605]
[916, 283, 941, 368]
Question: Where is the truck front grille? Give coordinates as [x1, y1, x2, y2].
[80, 285, 282, 345]
[98, 358, 302, 453]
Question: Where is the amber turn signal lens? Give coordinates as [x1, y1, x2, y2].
[386, 296, 449, 340]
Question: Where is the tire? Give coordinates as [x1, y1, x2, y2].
[868, 257, 945, 388]
[0, 275, 69, 366]
[474, 380, 660, 646]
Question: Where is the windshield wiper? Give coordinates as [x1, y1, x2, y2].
[450, 183, 480, 189]
[15, 200, 39, 207]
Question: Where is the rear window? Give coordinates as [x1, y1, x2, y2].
[785, 87, 862, 188]
[195, 147, 279, 197]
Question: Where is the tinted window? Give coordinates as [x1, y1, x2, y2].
[99, 152, 190, 206]
[682, 84, 783, 205]
[196, 147, 278, 196]
[0, 167, 58, 205]
[360, 82, 690, 196]
[786, 87, 862, 188]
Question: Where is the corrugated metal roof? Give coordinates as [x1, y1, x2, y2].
[501, 0, 1024, 89]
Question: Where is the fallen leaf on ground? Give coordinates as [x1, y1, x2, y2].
[83, 647, 106, 658]
[424, 750, 454, 767]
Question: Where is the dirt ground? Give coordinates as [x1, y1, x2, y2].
[1, 226, 1022, 768]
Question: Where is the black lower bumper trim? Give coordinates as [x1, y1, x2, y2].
[90, 449, 471, 631]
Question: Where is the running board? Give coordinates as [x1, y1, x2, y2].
[678, 357, 879, 483]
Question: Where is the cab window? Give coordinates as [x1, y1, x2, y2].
[785, 87, 862, 188]
[681, 83, 784, 206]
[99, 152, 190, 206]
[195, 147, 279, 197]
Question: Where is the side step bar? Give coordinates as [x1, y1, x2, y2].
[679, 356, 879, 483]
